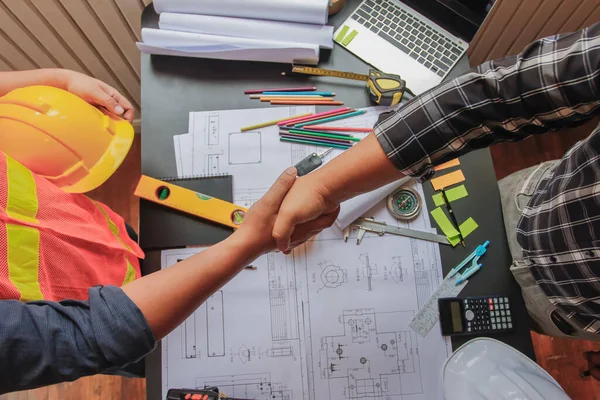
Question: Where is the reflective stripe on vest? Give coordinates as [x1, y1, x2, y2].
[5, 156, 43, 301]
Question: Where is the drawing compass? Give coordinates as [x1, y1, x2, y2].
[344, 217, 451, 246]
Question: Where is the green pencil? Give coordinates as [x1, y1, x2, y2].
[287, 129, 361, 142]
[280, 136, 352, 150]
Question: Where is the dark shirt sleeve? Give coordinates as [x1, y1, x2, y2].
[375, 22, 600, 181]
[0, 285, 156, 394]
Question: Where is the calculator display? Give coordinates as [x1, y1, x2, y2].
[450, 301, 463, 332]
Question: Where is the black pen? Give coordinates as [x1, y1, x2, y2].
[441, 189, 465, 247]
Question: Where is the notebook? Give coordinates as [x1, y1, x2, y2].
[139, 175, 234, 250]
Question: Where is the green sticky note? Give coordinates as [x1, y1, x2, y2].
[341, 30, 359, 46]
[335, 25, 350, 42]
[448, 218, 479, 246]
[432, 185, 469, 207]
[430, 207, 459, 238]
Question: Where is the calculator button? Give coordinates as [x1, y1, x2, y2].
[488, 298, 493, 304]
[467, 327, 471, 332]
[493, 298, 498, 304]
[508, 323, 513, 329]
[502, 323, 507, 329]
[507, 316, 512, 322]
[500, 311, 505, 316]
[507, 310, 511, 316]
[499, 298, 504, 303]
[503, 297, 509, 302]
[490, 318, 495, 323]
[492, 324, 497, 329]
[465, 310, 475, 321]
[501, 317, 506, 322]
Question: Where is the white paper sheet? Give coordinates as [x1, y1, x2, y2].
[159, 13, 334, 49]
[138, 28, 319, 64]
[153, 0, 330, 25]
[160, 228, 452, 399]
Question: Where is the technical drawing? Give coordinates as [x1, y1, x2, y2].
[204, 152, 224, 175]
[410, 239, 443, 308]
[237, 344, 256, 364]
[267, 253, 299, 341]
[233, 188, 267, 208]
[358, 254, 379, 292]
[319, 261, 347, 290]
[384, 257, 408, 283]
[207, 291, 225, 357]
[319, 309, 423, 399]
[205, 114, 220, 146]
[195, 373, 293, 400]
[266, 341, 296, 360]
[290, 142, 318, 165]
[181, 312, 198, 359]
[229, 131, 262, 165]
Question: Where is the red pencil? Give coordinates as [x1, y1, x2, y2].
[301, 125, 374, 133]
[270, 101, 345, 106]
[277, 107, 352, 126]
[244, 86, 317, 95]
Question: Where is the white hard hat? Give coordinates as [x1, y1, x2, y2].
[443, 338, 570, 400]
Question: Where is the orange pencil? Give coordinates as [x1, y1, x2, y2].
[302, 125, 374, 133]
[270, 100, 345, 106]
[260, 97, 336, 102]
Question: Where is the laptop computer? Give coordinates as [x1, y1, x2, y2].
[334, 0, 492, 94]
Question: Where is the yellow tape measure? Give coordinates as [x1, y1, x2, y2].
[134, 175, 247, 229]
[286, 65, 408, 106]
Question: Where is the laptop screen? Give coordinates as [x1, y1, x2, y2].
[401, 0, 495, 42]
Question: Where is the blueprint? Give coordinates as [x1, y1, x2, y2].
[173, 106, 390, 207]
[163, 105, 452, 399]
[161, 227, 451, 399]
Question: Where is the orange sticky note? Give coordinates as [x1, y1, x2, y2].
[434, 158, 461, 172]
[431, 170, 465, 191]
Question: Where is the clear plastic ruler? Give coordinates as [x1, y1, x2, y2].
[409, 273, 467, 337]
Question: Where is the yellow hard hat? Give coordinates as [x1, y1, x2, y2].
[0, 85, 134, 193]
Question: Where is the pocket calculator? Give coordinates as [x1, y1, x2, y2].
[438, 296, 514, 337]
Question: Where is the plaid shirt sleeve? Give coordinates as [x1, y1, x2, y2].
[374, 22, 600, 182]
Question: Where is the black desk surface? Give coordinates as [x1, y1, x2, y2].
[141, 2, 535, 398]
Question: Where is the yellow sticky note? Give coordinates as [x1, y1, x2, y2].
[432, 185, 469, 207]
[335, 25, 350, 42]
[430, 207, 459, 239]
[434, 158, 461, 172]
[431, 170, 465, 191]
[448, 218, 479, 246]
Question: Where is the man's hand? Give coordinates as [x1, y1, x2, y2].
[234, 167, 339, 257]
[272, 173, 340, 252]
[63, 71, 135, 122]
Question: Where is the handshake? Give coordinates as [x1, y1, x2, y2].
[233, 166, 341, 258]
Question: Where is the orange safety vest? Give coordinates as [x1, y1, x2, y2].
[0, 152, 144, 302]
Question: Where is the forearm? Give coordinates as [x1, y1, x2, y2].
[0, 69, 71, 96]
[307, 134, 404, 204]
[122, 232, 256, 340]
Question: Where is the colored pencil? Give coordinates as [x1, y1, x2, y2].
[270, 100, 344, 106]
[302, 125, 374, 133]
[295, 109, 366, 127]
[277, 107, 351, 126]
[280, 133, 352, 146]
[240, 112, 311, 132]
[287, 129, 361, 142]
[244, 86, 317, 94]
[281, 109, 356, 125]
[280, 136, 352, 150]
[283, 127, 353, 137]
[249, 94, 326, 99]
[260, 97, 336, 102]
[263, 91, 336, 96]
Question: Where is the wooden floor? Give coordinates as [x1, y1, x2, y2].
[4, 123, 600, 399]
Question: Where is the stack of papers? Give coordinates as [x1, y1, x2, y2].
[138, 0, 332, 64]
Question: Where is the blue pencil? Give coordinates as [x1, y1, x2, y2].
[295, 109, 366, 128]
[262, 91, 336, 97]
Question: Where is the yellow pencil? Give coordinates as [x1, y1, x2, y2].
[240, 113, 312, 132]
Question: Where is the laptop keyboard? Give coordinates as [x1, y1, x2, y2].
[350, 0, 465, 77]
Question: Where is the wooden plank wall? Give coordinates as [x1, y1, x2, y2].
[468, 0, 600, 65]
[0, 0, 153, 111]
